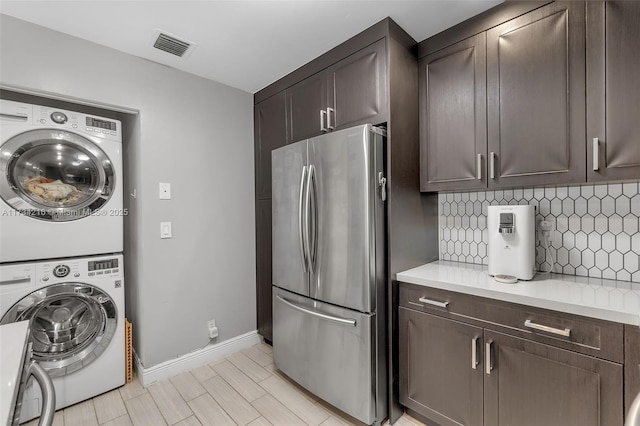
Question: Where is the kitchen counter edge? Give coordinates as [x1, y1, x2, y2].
[396, 261, 640, 326]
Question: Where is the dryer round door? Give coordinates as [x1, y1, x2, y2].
[0, 282, 118, 377]
[0, 129, 115, 221]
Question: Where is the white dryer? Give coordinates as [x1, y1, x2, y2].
[0, 100, 123, 263]
[0, 254, 125, 422]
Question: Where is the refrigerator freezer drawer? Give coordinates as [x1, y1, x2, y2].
[272, 287, 376, 424]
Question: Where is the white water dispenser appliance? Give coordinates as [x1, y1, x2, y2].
[488, 205, 536, 282]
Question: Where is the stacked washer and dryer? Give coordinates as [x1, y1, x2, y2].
[0, 100, 126, 422]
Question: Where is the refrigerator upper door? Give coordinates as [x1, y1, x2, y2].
[272, 140, 309, 296]
[308, 124, 384, 313]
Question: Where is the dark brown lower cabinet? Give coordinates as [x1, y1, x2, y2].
[399, 303, 625, 426]
[399, 307, 484, 426]
[484, 330, 623, 426]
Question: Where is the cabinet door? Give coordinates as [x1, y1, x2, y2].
[399, 307, 484, 426]
[287, 72, 327, 143]
[487, 2, 586, 188]
[254, 91, 287, 200]
[484, 330, 623, 426]
[587, 2, 640, 181]
[420, 33, 487, 192]
[255, 199, 273, 341]
[327, 39, 388, 131]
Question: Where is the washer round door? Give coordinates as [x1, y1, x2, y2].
[0, 129, 115, 221]
[0, 283, 118, 377]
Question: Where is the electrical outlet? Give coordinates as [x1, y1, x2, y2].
[207, 319, 218, 339]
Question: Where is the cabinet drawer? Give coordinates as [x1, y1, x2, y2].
[493, 303, 623, 363]
[399, 283, 624, 363]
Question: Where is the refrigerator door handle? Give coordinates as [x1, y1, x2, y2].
[305, 165, 318, 273]
[299, 166, 309, 272]
[276, 295, 357, 326]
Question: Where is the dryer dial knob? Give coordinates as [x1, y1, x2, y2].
[53, 264, 70, 278]
[50, 111, 68, 124]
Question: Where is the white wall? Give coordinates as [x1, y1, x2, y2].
[0, 14, 256, 367]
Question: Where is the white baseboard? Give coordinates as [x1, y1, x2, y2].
[133, 330, 261, 387]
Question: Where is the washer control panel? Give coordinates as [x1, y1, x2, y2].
[38, 255, 122, 282]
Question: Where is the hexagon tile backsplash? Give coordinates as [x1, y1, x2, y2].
[438, 181, 640, 282]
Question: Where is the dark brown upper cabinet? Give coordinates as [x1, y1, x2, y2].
[419, 33, 487, 192]
[327, 39, 387, 131]
[486, 2, 586, 188]
[254, 91, 287, 200]
[286, 72, 327, 144]
[286, 40, 387, 144]
[587, 1, 640, 182]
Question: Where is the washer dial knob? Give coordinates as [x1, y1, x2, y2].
[50, 111, 68, 124]
[53, 264, 70, 278]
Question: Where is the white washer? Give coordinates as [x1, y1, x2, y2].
[0, 100, 123, 263]
[0, 254, 125, 422]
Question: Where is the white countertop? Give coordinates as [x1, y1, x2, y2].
[397, 261, 640, 326]
[1, 321, 30, 426]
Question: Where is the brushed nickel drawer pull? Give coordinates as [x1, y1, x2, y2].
[524, 319, 571, 337]
[418, 297, 449, 309]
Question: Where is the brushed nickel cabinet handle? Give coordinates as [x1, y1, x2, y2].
[418, 297, 449, 309]
[524, 319, 571, 337]
[489, 152, 496, 179]
[320, 110, 327, 132]
[326, 107, 335, 130]
[625, 391, 640, 426]
[593, 138, 600, 171]
[485, 341, 493, 375]
[477, 154, 482, 180]
[471, 337, 479, 370]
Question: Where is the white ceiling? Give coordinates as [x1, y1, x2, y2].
[0, 0, 502, 93]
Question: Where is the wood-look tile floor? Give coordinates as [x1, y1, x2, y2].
[23, 343, 425, 426]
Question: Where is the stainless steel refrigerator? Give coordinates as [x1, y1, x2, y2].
[271, 124, 387, 425]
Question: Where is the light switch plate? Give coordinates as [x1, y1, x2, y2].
[160, 222, 172, 239]
[159, 183, 171, 200]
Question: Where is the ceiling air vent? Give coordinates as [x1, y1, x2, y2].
[153, 32, 191, 57]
